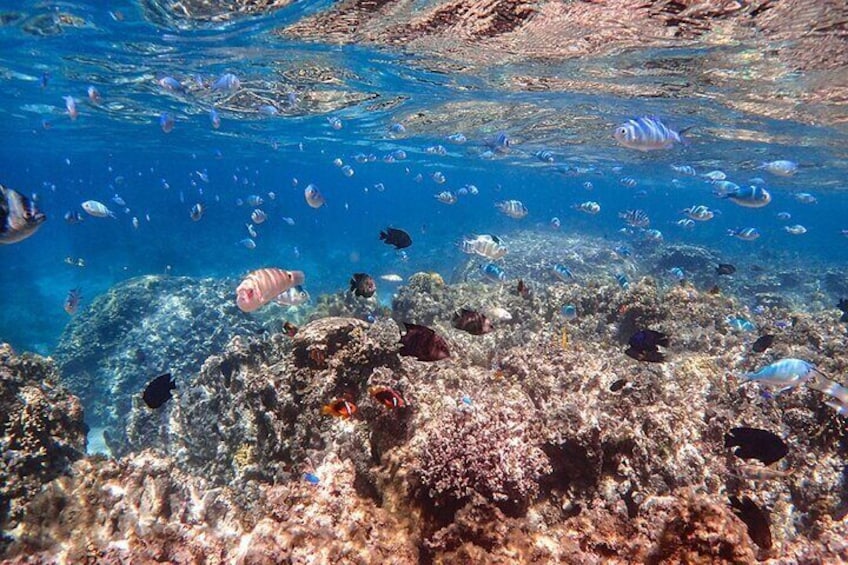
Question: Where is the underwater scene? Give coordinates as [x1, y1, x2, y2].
[1, 0, 847, 562]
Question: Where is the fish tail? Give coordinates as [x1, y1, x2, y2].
[824, 399, 848, 417]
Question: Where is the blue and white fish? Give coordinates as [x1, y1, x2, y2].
[481, 263, 506, 282]
[613, 117, 685, 151]
[552, 264, 574, 282]
[727, 227, 760, 241]
[671, 164, 696, 176]
[739, 358, 818, 390]
[615, 273, 630, 290]
[643, 229, 663, 242]
[716, 185, 771, 208]
[760, 160, 798, 177]
[495, 200, 528, 219]
[573, 201, 601, 215]
[726, 316, 756, 332]
[434, 191, 457, 205]
[675, 218, 695, 230]
[211, 73, 240, 91]
[619, 209, 650, 228]
[794, 192, 817, 204]
[702, 170, 726, 181]
[784, 224, 807, 235]
[535, 150, 554, 163]
[682, 205, 714, 221]
[668, 267, 685, 281]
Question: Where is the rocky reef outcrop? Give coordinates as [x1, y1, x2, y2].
[53, 275, 266, 457]
[0, 344, 86, 552]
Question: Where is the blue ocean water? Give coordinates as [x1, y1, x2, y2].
[1, 2, 846, 355]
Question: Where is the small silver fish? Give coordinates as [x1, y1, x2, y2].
[739, 358, 817, 390]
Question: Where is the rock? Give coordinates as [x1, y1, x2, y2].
[0, 344, 86, 546]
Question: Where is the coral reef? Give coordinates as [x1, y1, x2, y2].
[7, 230, 848, 562]
[53, 275, 265, 457]
[0, 344, 86, 549]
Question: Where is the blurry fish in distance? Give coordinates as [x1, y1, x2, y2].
[613, 116, 687, 151]
[399, 322, 450, 361]
[143, 373, 176, 409]
[0, 185, 46, 244]
[349, 273, 377, 298]
[751, 334, 775, 353]
[452, 308, 493, 335]
[716, 263, 736, 275]
[63, 288, 81, 315]
[64, 210, 84, 224]
[81, 200, 116, 219]
[190, 203, 203, 221]
[380, 227, 412, 249]
[724, 427, 787, 466]
[625, 329, 669, 362]
[380, 274, 403, 282]
[729, 496, 772, 550]
[837, 298, 848, 323]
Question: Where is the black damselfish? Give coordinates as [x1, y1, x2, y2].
[751, 334, 775, 353]
[724, 426, 787, 466]
[379, 227, 412, 249]
[624, 329, 669, 363]
[729, 496, 772, 549]
[142, 373, 176, 409]
[716, 263, 736, 275]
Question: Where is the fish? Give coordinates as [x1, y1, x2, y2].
[321, 397, 356, 419]
[236, 268, 306, 313]
[682, 205, 714, 221]
[729, 496, 772, 550]
[283, 321, 298, 337]
[380, 227, 412, 249]
[609, 379, 627, 392]
[550, 217, 561, 230]
[0, 185, 46, 244]
[485, 307, 513, 322]
[727, 227, 760, 241]
[776, 211, 791, 221]
[724, 427, 787, 466]
[671, 164, 696, 176]
[380, 274, 403, 283]
[668, 267, 685, 281]
[80, 200, 116, 219]
[190, 203, 203, 221]
[327, 116, 343, 130]
[480, 263, 506, 282]
[63, 95, 78, 120]
[615, 273, 630, 290]
[573, 201, 601, 215]
[369, 386, 406, 409]
[434, 191, 457, 205]
[246, 195, 264, 207]
[675, 218, 695, 230]
[561, 304, 577, 320]
[142, 373, 176, 409]
[251, 209, 267, 224]
[739, 358, 818, 390]
[734, 464, 793, 481]
[625, 329, 669, 363]
[111, 194, 126, 207]
[495, 200, 528, 219]
[618, 209, 650, 228]
[211, 72, 240, 91]
[209, 108, 220, 129]
[63, 288, 81, 315]
[552, 264, 574, 282]
[642, 229, 663, 242]
[619, 177, 637, 188]
[759, 160, 797, 177]
[158, 76, 183, 91]
[304, 184, 325, 209]
[238, 238, 256, 249]
[281, 216, 295, 226]
[702, 170, 726, 181]
[751, 334, 775, 353]
[87, 86, 101, 104]
[274, 285, 310, 306]
[535, 149, 554, 162]
[794, 192, 817, 204]
[64, 210, 84, 224]
[159, 112, 175, 133]
[452, 308, 493, 335]
[460, 234, 507, 260]
[349, 273, 377, 298]
[613, 116, 685, 151]
[784, 224, 807, 235]
[837, 298, 848, 323]
[246, 224, 257, 238]
[716, 185, 771, 208]
[727, 316, 756, 332]
[516, 279, 531, 299]
[716, 263, 736, 275]
[399, 322, 450, 362]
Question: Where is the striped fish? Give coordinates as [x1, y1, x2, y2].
[495, 200, 528, 219]
[614, 117, 685, 151]
[236, 268, 306, 312]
